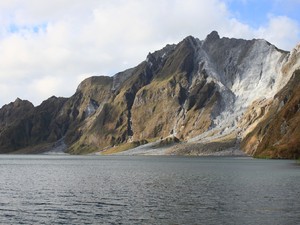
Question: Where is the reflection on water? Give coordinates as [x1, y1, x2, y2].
[0, 155, 299, 224]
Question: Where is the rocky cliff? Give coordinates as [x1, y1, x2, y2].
[0, 31, 299, 158]
[242, 69, 300, 158]
[0, 97, 67, 153]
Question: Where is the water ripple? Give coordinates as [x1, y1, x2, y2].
[0, 155, 299, 224]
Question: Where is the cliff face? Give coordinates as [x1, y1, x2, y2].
[67, 35, 223, 154]
[240, 44, 300, 158]
[242, 70, 300, 158]
[0, 31, 299, 158]
[131, 37, 218, 141]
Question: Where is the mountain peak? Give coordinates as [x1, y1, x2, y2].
[183, 35, 196, 42]
[179, 35, 201, 52]
[14, 97, 22, 103]
[12, 97, 33, 108]
[205, 31, 220, 42]
[181, 35, 199, 45]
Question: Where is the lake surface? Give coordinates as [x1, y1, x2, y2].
[0, 155, 299, 225]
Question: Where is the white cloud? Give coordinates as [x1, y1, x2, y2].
[220, 15, 300, 51]
[256, 15, 300, 50]
[29, 76, 64, 100]
[0, 0, 299, 107]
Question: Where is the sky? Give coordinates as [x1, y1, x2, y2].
[0, 0, 299, 107]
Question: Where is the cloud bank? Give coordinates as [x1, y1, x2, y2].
[0, 0, 299, 106]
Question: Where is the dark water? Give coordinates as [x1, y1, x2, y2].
[0, 155, 299, 225]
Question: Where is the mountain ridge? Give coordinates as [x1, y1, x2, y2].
[0, 31, 299, 158]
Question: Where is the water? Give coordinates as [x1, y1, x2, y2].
[0, 155, 299, 225]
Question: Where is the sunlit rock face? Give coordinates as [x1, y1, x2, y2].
[0, 31, 299, 158]
[240, 44, 300, 159]
[241, 69, 300, 159]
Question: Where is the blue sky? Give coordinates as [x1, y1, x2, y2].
[0, 0, 299, 107]
[227, 0, 300, 28]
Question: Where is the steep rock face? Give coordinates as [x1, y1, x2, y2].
[66, 60, 156, 153]
[0, 98, 34, 152]
[242, 70, 300, 158]
[193, 35, 288, 141]
[240, 44, 300, 158]
[0, 97, 67, 153]
[60, 76, 114, 153]
[131, 37, 219, 141]
[0, 98, 34, 126]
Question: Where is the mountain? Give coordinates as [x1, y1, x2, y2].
[0, 31, 299, 158]
[0, 97, 67, 153]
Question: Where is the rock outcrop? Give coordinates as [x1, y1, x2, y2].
[0, 31, 299, 158]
